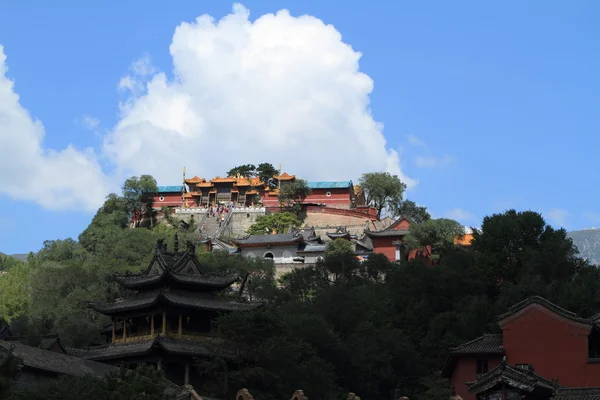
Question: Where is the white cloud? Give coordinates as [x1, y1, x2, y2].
[104, 4, 416, 188]
[445, 207, 475, 223]
[414, 154, 454, 168]
[407, 134, 427, 148]
[547, 208, 570, 227]
[0, 46, 114, 211]
[82, 115, 100, 130]
[0, 4, 417, 212]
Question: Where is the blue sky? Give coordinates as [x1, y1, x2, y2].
[0, 1, 598, 254]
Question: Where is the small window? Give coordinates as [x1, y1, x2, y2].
[264, 252, 274, 260]
[325, 191, 332, 197]
[476, 359, 488, 374]
[159, 196, 165, 202]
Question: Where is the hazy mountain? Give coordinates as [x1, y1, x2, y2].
[569, 229, 600, 266]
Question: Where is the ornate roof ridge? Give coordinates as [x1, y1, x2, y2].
[467, 359, 557, 395]
[497, 296, 591, 325]
[448, 333, 503, 352]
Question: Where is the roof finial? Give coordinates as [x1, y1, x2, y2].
[174, 233, 179, 253]
[156, 239, 164, 254]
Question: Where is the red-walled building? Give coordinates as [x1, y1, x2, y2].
[151, 172, 362, 210]
[364, 217, 412, 262]
[442, 296, 600, 400]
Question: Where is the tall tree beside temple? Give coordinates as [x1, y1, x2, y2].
[403, 218, 465, 264]
[227, 164, 257, 178]
[277, 179, 312, 205]
[359, 172, 407, 219]
[256, 163, 279, 189]
[394, 200, 431, 224]
[122, 175, 158, 225]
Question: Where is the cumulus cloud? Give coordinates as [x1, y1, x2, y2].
[104, 3, 415, 188]
[414, 155, 454, 168]
[547, 208, 570, 227]
[444, 207, 475, 223]
[0, 46, 114, 211]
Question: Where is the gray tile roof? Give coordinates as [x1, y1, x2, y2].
[233, 233, 304, 245]
[497, 296, 591, 326]
[297, 244, 327, 253]
[68, 336, 213, 361]
[0, 340, 117, 378]
[554, 388, 600, 400]
[449, 334, 503, 355]
[467, 360, 556, 395]
[364, 229, 409, 238]
[116, 271, 239, 289]
[91, 289, 261, 314]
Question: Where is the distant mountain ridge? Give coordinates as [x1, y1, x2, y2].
[569, 229, 600, 265]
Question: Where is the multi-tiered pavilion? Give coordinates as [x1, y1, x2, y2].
[70, 238, 260, 387]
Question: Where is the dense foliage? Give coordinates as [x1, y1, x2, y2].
[246, 212, 301, 235]
[1, 173, 598, 400]
[226, 162, 280, 189]
[4, 365, 173, 400]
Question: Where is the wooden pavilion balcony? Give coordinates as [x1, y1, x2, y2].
[113, 330, 215, 344]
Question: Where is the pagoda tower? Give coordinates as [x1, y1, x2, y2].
[70, 237, 260, 387]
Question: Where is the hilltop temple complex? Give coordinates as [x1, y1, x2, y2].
[152, 171, 369, 213]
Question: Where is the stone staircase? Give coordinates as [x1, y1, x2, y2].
[200, 214, 221, 239]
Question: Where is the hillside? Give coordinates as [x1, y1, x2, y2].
[569, 229, 600, 265]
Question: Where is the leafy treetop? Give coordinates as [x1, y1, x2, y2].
[395, 200, 431, 224]
[359, 172, 407, 219]
[277, 179, 312, 205]
[246, 212, 301, 235]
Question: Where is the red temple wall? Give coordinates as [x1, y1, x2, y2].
[501, 306, 591, 387]
[152, 193, 183, 208]
[371, 237, 397, 261]
[450, 356, 502, 400]
[261, 188, 352, 208]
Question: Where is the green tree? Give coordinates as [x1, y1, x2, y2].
[403, 218, 465, 264]
[0, 262, 31, 323]
[246, 212, 301, 235]
[277, 179, 312, 206]
[359, 172, 407, 219]
[227, 164, 257, 178]
[6, 364, 173, 400]
[256, 163, 279, 189]
[122, 175, 158, 226]
[395, 200, 431, 224]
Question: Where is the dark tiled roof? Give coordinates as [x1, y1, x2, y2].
[554, 388, 600, 400]
[68, 336, 212, 361]
[5, 334, 63, 352]
[233, 233, 304, 245]
[91, 289, 261, 314]
[116, 271, 239, 289]
[467, 361, 556, 395]
[0, 340, 117, 378]
[354, 235, 373, 251]
[498, 296, 591, 326]
[364, 229, 409, 238]
[441, 334, 504, 377]
[449, 334, 504, 355]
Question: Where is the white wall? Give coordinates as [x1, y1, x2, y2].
[241, 245, 299, 264]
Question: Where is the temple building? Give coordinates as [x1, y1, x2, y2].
[69, 238, 261, 387]
[364, 217, 413, 262]
[152, 172, 363, 211]
[442, 296, 600, 400]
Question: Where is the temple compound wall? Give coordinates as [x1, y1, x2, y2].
[220, 210, 267, 239]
